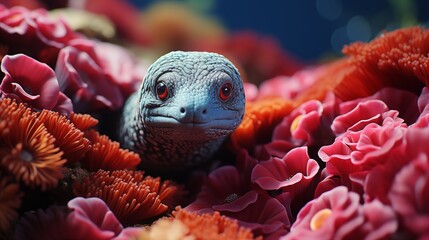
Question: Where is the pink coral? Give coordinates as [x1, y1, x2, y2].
[0, 6, 81, 65]
[319, 109, 407, 194]
[55, 39, 142, 112]
[15, 197, 142, 240]
[185, 155, 291, 239]
[388, 153, 429, 237]
[0, 54, 72, 115]
[185, 166, 257, 214]
[334, 88, 419, 133]
[257, 93, 338, 159]
[251, 147, 319, 195]
[283, 186, 397, 240]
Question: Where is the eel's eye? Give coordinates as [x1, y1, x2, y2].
[219, 82, 233, 101]
[156, 81, 168, 100]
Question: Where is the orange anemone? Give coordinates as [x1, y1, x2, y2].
[172, 208, 258, 240]
[37, 110, 91, 166]
[81, 130, 140, 171]
[231, 97, 293, 149]
[69, 112, 99, 131]
[0, 99, 66, 190]
[73, 169, 184, 225]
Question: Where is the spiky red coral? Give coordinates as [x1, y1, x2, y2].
[140, 208, 259, 240]
[336, 27, 429, 100]
[69, 112, 99, 131]
[173, 208, 259, 240]
[37, 110, 90, 166]
[80, 130, 140, 171]
[0, 99, 66, 190]
[72, 169, 184, 225]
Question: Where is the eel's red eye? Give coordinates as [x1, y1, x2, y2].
[219, 82, 233, 101]
[156, 81, 168, 100]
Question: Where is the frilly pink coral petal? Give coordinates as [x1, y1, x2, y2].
[332, 100, 389, 134]
[67, 197, 123, 237]
[252, 147, 319, 191]
[388, 154, 429, 236]
[1, 54, 59, 110]
[361, 200, 397, 240]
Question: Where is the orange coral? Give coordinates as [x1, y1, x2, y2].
[80, 130, 141, 171]
[336, 26, 428, 100]
[69, 112, 99, 131]
[172, 208, 258, 240]
[73, 169, 184, 225]
[0, 176, 22, 235]
[37, 110, 91, 166]
[0, 99, 66, 190]
[231, 97, 293, 149]
[138, 208, 258, 240]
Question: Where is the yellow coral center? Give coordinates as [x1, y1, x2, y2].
[290, 115, 303, 134]
[310, 208, 332, 231]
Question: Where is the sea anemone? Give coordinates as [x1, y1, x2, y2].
[73, 169, 184, 225]
[37, 110, 90, 166]
[0, 99, 66, 190]
[0, 175, 22, 235]
[81, 130, 140, 171]
[69, 112, 99, 131]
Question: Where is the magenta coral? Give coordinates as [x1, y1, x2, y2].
[0, 54, 73, 115]
[251, 147, 319, 196]
[14, 197, 142, 240]
[55, 39, 142, 112]
[388, 154, 429, 237]
[0, 5, 81, 65]
[283, 186, 397, 240]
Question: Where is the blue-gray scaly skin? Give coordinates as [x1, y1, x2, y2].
[120, 51, 245, 174]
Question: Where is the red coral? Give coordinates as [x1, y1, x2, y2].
[81, 130, 140, 171]
[336, 27, 429, 100]
[37, 110, 90, 166]
[73, 169, 184, 225]
[0, 99, 65, 190]
[69, 112, 99, 131]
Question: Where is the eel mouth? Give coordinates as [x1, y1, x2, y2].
[146, 115, 238, 131]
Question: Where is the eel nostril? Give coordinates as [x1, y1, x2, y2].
[202, 109, 207, 115]
[180, 107, 186, 114]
